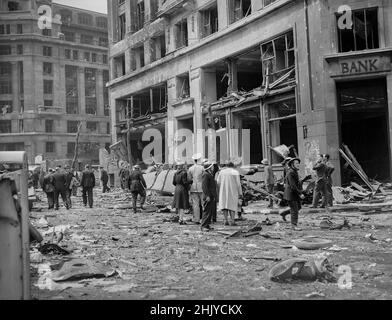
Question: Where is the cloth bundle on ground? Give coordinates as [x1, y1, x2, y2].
[268, 257, 337, 283]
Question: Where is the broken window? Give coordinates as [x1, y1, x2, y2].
[151, 34, 166, 62]
[261, 31, 295, 83]
[176, 73, 190, 99]
[136, 0, 145, 31]
[65, 65, 78, 114]
[118, 13, 126, 40]
[151, 83, 168, 112]
[230, 0, 251, 24]
[268, 98, 298, 164]
[201, 3, 218, 38]
[114, 54, 126, 77]
[175, 19, 188, 49]
[337, 8, 379, 53]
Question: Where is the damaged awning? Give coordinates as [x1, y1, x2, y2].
[117, 113, 167, 134]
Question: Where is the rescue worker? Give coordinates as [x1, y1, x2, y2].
[311, 154, 328, 208]
[283, 157, 305, 230]
[324, 154, 334, 207]
[81, 164, 95, 208]
[42, 168, 56, 210]
[129, 165, 146, 213]
[262, 159, 275, 208]
[188, 153, 204, 224]
[201, 162, 217, 232]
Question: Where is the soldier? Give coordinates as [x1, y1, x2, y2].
[129, 165, 146, 213]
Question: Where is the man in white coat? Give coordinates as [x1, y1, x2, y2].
[217, 160, 243, 226]
[188, 153, 204, 224]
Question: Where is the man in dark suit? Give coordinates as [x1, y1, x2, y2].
[129, 165, 146, 213]
[283, 158, 304, 231]
[42, 168, 56, 209]
[81, 164, 95, 208]
[201, 162, 217, 232]
[53, 167, 69, 210]
[100, 166, 110, 193]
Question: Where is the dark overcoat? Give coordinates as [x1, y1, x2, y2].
[172, 169, 190, 210]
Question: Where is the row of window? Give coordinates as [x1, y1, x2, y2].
[0, 23, 23, 35]
[64, 48, 108, 64]
[0, 119, 111, 135]
[63, 31, 108, 47]
[58, 8, 108, 29]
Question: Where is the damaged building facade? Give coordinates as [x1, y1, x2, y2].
[107, 0, 392, 186]
[0, 0, 111, 167]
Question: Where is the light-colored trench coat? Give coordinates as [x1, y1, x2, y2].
[217, 167, 242, 212]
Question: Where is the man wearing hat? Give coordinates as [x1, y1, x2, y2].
[201, 162, 217, 231]
[129, 164, 146, 213]
[187, 153, 204, 224]
[283, 157, 305, 230]
[262, 159, 275, 208]
[81, 164, 95, 208]
[42, 168, 56, 210]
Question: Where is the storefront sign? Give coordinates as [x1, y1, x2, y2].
[327, 53, 391, 78]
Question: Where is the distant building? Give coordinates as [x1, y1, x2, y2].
[0, 0, 111, 169]
[107, 0, 392, 186]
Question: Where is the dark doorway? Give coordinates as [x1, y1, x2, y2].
[338, 78, 390, 184]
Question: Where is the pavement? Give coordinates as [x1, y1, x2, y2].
[29, 188, 392, 300]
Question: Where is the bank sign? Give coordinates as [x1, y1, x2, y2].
[327, 53, 391, 78]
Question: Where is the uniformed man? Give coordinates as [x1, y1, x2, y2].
[129, 165, 147, 213]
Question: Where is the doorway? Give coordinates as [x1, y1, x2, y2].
[338, 78, 390, 183]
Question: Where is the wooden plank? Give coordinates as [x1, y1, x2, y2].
[351, 182, 368, 193]
[342, 144, 369, 181]
[339, 149, 374, 192]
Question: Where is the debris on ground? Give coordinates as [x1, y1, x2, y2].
[292, 238, 333, 250]
[269, 257, 336, 283]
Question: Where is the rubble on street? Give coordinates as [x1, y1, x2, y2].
[29, 187, 392, 300]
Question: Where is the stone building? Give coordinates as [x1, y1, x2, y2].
[107, 0, 392, 186]
[0, 0, 111, 168]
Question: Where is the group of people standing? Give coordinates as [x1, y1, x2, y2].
[172, 154, 243, 232]
[41, 164, 97, 210]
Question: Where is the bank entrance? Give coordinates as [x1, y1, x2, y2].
[337, 78, 390, 183]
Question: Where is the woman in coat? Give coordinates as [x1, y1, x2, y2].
[172, 162, 190, 225]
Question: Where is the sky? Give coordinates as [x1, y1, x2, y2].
[53, 0, 107, 14]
